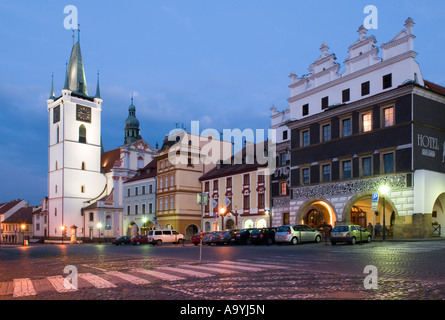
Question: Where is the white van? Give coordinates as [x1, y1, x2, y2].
[147, 230, 185, 245]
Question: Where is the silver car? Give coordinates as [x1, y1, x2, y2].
[275, 224, 322, 245]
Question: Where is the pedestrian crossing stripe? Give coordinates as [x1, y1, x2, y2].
[47, 275, 78, 292]
[4, 260, 289, 298]
[105, 271, 150, 285]
[179, 264, 239, 274]
[132, 268, 186, 281]
[78, 273, 117, 289]
[13, 278, 36, 298]
[158, 266, 213, 278]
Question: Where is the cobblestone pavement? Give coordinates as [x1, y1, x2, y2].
[1, 240, 445, 301]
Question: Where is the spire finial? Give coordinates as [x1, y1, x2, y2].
[72, 29, 75, 45]
[63, 61, 69, 90]
[49, 73, 55, 99]
[77, 24, 80, 42]
[131, 92, 134, 104]
[95, 70, 101, 98]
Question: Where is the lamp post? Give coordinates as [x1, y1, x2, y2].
[265, 209, 271, 227]
[20, 224, 26, 246]
[60, 225, 65, 244]
[142, 217, 148, 235]
[97, 223, 102, 244]
[220, 207, 227, 231]
[379, 185, 390, 241]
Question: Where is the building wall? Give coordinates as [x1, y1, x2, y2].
[202, 168, 270, 231]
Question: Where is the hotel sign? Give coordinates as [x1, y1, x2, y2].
[417, 134, 440, 158]
[414, 126, 445, 173]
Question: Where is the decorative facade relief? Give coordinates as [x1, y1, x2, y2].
[292, 174, 409, 199]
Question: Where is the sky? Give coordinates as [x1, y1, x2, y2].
[1, 0, 445, 205]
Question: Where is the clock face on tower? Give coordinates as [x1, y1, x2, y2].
[76, 105, 91, 123]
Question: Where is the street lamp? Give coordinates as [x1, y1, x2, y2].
[379, 185, 390, 241]
[142, 217, 148, 235]
[97, 223, 102, 244]
[21, 224, 26, 245]
[219, 207, 227, 231]
[60, 225, 65, 244]
[265, 209, 271, 227]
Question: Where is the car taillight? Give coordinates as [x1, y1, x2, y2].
[288, 231, 291, 235]
[346, 232, 350, 236]
[260, 234, 264, 238]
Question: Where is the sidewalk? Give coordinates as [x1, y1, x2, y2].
[373, 236, 445, 242]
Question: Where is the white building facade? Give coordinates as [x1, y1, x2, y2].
[271, 19, 445, 238]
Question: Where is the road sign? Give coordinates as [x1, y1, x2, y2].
[371, 192, 379, 211]
[197, 193, 208, 206]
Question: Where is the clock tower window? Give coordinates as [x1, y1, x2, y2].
[79, 124, 86, 143]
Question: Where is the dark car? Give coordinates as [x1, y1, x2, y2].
[213, 230, 238, 245]
[229, 228, 254, 245]
[250, 228, 277, 245]
[112, 236, 131, 246]
[202, 231, 220, 245]
[130, 234, 149, 245]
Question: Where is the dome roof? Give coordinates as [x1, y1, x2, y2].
[124, 98, 140, 128]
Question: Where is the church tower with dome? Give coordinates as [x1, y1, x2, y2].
[124, 94, 142, 145]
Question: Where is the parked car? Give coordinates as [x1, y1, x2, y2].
[275, 224, 322, 245]
[202, 231, 221, 245]
[112, 236, 131, 246]
[330, 225, 372, 245]
[229, 228, 254, 245]
[147, 229, 185, 245]
[213, 230, 237, 245]
[250, 228, 277, 245]
[130, 235, 149, 245]
[191, 232, 210, 246]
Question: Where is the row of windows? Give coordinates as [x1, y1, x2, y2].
[203, 193, 266, 213]
[299, 106, 395, 147]
[158, 175, 175, 190]
[126, 184, 155, 197]
[54, 124, 87, 144]
[126, 203, 154, 215]
[158, 197, 174, 212]
[299, 152, 395, 185]
[204, 174, 265, 191]
[300, 73, 393, 117]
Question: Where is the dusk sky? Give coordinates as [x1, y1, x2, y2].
[1, 0, 445, 205]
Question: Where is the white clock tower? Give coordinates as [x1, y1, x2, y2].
[47, 35, 106, 241]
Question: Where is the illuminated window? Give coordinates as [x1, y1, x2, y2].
[361, 112, 372, 132]
[383, 107, 394, 127]
[280, 182, 287, 195]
